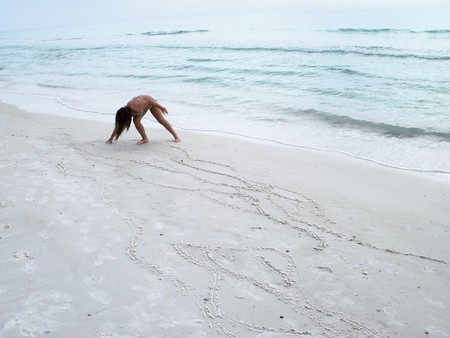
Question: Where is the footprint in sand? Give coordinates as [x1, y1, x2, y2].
[10, 250, 38, 273]
[0, 224, 11, 240]
[88, 289, 111, 305]
[0, 202, 13, 238]
[24, 189, 37, 202]
[0, 201, 15, 208]
[3, 290, 72, 336]
[11, 250, 34, 261]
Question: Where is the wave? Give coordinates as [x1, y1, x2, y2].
[324, 66, 374, 78]
[329, 28, 450, 35]
[424, 29, 450, 34]
[266, 46, 450, 61]
[37, 83, 77, 90]
[161, 45, 450, 61]
[4, 43, 448, 62]
[139, 29, 209, 36]
[41, 37, 84, 42]
[187, 58, 221, 62]
[292, 109, 450, 141]
[182, 76, 221, 84]
[331, 28, 415, 34]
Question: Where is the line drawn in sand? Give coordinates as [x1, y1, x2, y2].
[47, 134, 445, 337]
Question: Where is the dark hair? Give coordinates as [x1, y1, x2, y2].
[114, 106, 132, 141]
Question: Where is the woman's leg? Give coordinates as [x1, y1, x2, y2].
[133, 112, 149, 145]
[150, 107, 181, 143]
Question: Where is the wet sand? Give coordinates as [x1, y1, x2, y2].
[1, 101, 449, 337]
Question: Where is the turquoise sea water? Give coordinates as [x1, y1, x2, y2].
[1, 19, 449, 172]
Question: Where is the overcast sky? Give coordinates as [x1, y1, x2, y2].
[1, 0, 449, 31]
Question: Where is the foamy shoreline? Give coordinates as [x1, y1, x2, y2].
[1, 101, 449, 337]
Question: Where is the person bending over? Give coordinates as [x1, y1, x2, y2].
[106, 95, 181, 144]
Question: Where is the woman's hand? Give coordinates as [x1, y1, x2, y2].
[160, 106, 169, 114]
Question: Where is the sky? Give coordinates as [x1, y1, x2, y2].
[1, 0, 450, 31]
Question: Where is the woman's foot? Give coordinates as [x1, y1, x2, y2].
[137, 139, 149, 145]
[174, 137, 181, 143]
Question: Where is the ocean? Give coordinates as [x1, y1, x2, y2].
[1, 17, 449, 173]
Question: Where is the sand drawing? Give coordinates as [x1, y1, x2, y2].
[2, 127, 447, 337]
[25, 132, 437, 337]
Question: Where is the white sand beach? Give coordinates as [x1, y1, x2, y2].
[0, 101, 449, 337]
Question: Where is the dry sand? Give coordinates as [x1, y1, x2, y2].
[0, 101, 449, 337]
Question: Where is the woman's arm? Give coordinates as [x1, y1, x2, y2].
[106, 126, 117, 143]
[146, 96, 168, 114]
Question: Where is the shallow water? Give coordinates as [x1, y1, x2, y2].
[1, 18, 449, 172]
